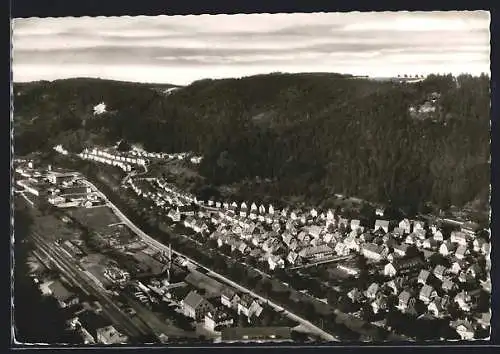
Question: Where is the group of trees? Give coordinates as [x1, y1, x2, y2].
[14, 73, 490, 214]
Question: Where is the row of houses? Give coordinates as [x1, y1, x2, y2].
[130, 148, 203, 164]
[77, 148, 143, 171]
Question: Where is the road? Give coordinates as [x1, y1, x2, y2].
[29, 231, 153, 340]
[83, 179, 338, 342]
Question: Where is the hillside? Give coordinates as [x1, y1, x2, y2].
[13, 73, 490, 213]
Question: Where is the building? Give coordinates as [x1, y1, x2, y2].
[204, 310, 234, 332]
[237, 294, 263, 321]
[397, 290, 416, 312]
[374, 220, 390, 233]
[451, 320, 475, 340]
[298, 244, 334, 260]
[419, 284, 437, 304]
[181, 291, 215, 321]
[361, 243, 385, 262]
[365, 283, 380, 299]
[267, 255, 285, 270]
[221, 288, 241, 310]
[383, 257, 424, 278]
[96, 325, 129, 344]
[398, 219, 412, 234]
[450, 231, 468, 246]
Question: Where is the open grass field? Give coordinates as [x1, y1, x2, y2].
[67, 206, 120, 231]
[29, 213, 82, 242]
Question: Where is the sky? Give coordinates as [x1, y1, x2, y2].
[12, 11, 490, 85]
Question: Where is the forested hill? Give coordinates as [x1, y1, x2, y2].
[13, 73, 490, 213]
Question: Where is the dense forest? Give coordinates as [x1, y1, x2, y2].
[13, 73, 490, 213]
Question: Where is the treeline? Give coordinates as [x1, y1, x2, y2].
[14, 73, 490, 212]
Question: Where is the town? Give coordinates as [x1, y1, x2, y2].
[13, 140, 491, 343]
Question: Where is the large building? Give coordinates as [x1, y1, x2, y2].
[181, 291, 215, 321]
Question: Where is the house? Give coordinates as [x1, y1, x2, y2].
[375, 208, 385, 217]
[307, 225, 323, 239]
[432, 229, 444, 242]
[419, 284, 437, 304]
[240, 202, 248, 217]
[204, 310, 234, 332]
[268, 255, 285, 270]
[398, 219, 412, 234]
[268, 204, 275, 215]
[350, 219, 362, 232]
[450, 231, 468, 246]
[466, 263, 483, 279]
[450, 259, 467, 275]
[417, 269, 432, 285]
[451, 320, 475, 340]
[393, 243, 410, 257]
[392, 227, 405, 238]
[413, 220, 425, 231]
[441, 277, 458, 293]
[374, 220, 390, 234]
[414, 228, 427, 241]
[454, 291, 475, 312]
[287, 251, 300, 265]
[183, 216, 196, 229]
[310, 208, 318, 218]
[384, 257, 424, 278]
[96, 325, 128, 344]
[326, 210, 335, 222]
[221, 288, 240, 309]
[422, 238, 439, 250]
[181, 291, 215, 321]
[238, 242, 249, 254]
[334, 242, 350, 256]
[433, 265, 447, 281]
[428, 297, 446, 318]
[371, 294, 388, 314]
[439, 240, 457, 256]
[473, 238, 487, 253]
[237, 294, 263, 321]
[365, 283, 380, 299]
[322, 233, 334, 244]
[454, 244, 468, 260]
[404, 232, 418, 245]
[385, 277, 405, 295]
[397, 290, 416, 311]
[338, 217, 349, 229]
[361, 243, 385, 262]
[347, 288, 364, 302]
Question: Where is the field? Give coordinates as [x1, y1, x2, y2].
[28, 212, 81, 242]
[66, 206, 120, 231]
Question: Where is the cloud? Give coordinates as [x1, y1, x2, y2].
[12, 11, 490, 85]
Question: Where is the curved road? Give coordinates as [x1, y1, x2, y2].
[82, 179, 338, 342]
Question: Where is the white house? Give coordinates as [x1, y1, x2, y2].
[374, 220, 390, 234]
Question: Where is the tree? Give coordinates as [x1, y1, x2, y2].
[117, 140, 132, 152]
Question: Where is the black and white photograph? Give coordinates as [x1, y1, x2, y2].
[11, 11, 492, 345]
